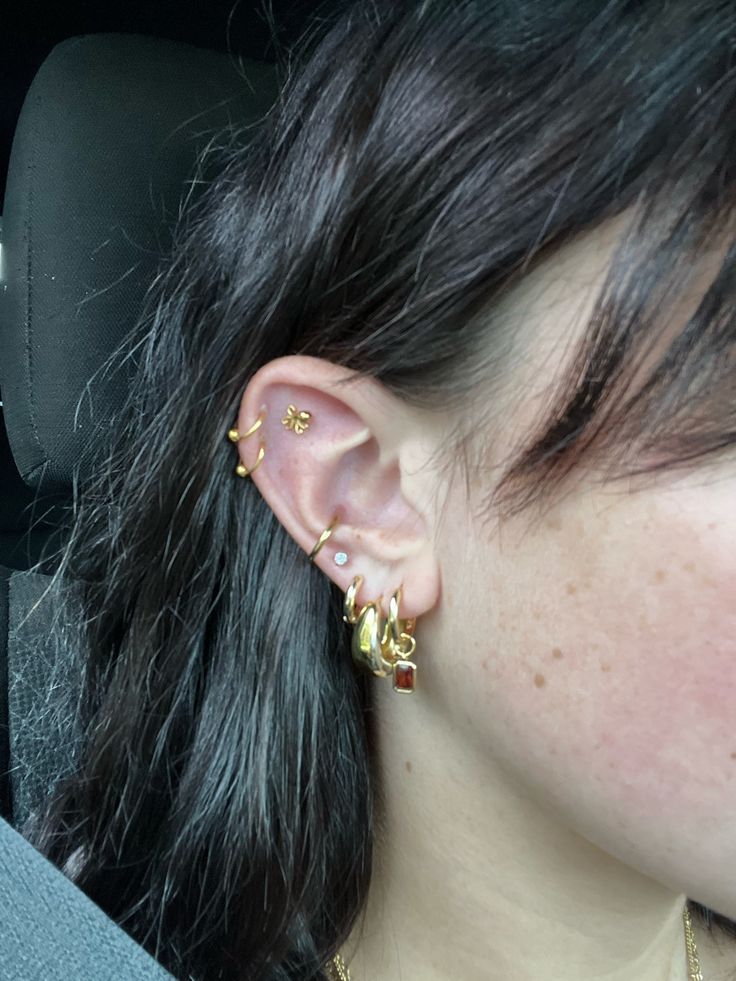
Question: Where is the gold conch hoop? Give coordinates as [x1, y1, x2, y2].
[308, 514, 339, 563]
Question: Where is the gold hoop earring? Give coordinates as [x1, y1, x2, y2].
[344, 576, 418, 693]
[352, 597, 393, 679]
[383, 586, 417, 693]
[227, 408, 266, 477]
[308, 514, 339, 562]
[342, 575, 365, 625]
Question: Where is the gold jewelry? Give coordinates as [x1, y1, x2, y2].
[226, 408, 266, 477]
[343, 575, 417, 694]
[326, 953, 350, 980]
[326, 903, 704, 980]
[683, 903, 704, 980]
[282, 403, 312, 434]
[308, 514, 339, 563]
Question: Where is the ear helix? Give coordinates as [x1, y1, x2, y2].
[227, 403, 313, 475]
[226, 403, 419, 693]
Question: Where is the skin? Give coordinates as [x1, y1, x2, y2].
[234, 212, 736, 981]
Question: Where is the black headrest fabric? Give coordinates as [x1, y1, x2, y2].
[0, 34, 279, 494]
[0, 811, 175, 979]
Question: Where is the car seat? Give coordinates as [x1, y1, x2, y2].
[0, 33, 279, 979]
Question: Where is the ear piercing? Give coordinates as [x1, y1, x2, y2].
[226, 408, 266, 477]
[281, 403, 312, 434]
[307, 515, 349, 567]
[308, 513, 346, 565]
[226, 403, 312, 474]
[228, 403, 346, 566]
[343, 576, 418, 693]
[226, 404, 418, 692]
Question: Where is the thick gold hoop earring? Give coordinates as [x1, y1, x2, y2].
[227, 408, 266, 477]
[344, 576, 418, 693]
[342, 575, 364, 625]
[351, 596, 393, 679]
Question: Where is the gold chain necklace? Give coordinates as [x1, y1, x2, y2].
[326, 903, 704, 980]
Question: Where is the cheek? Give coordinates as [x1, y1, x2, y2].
[469, 484, 736, 829]
[547, 572, 736, 815]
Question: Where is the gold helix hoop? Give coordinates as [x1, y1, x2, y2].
[227, 408, 266, 477]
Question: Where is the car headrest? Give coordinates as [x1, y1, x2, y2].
[0, 33, 279, 495]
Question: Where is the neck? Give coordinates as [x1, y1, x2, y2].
[341, 680, 694, 981]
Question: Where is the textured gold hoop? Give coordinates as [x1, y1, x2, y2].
[227, 408, 266, 477]
[308, 514, 339, 563]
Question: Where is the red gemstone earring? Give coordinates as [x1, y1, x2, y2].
[383, 587, 418, 693]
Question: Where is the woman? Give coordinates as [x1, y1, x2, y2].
[21, 0, 736, 979]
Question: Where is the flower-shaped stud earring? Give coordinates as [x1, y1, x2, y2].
[281, 404, 312, 434]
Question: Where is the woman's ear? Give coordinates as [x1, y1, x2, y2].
[231, 354, 442, 620]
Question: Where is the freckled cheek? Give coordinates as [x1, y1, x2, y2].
[479, 580, 736, 818]
[590, 601, 736, 813]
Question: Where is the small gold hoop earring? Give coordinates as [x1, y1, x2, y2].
[235, 445, 265, 478]
[227, 408, 266, 477]
[342, 574, 364, 625]
[383, 586, 418, 693]
[308, 514, 339, 563]
[384, 588, 417, 660]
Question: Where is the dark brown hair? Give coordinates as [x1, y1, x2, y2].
[19, 1, 736, 978]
